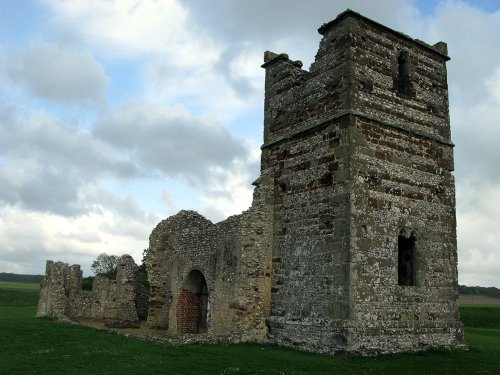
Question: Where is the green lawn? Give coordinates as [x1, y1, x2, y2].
[0, 281, 40, 290]
[1, 284, 499, 374]
[460, 304, 500, 329]
[0, 282, 39, 307]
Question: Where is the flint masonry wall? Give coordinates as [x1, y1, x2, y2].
[340, 15, 462, 352]
[261, 52, 353, 350]
[261, 10, 463, 353]
[146, 176, 273, 341]
[37, 255, 149, 324]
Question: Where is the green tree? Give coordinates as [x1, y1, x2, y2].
[91, 253, 118, 277]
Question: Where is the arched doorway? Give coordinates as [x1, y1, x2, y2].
[176, 270, 209, 334]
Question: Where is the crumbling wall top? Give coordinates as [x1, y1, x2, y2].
[261, 51, 304, 69]
[318, 9, 449, 60]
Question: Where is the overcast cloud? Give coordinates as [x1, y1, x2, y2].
[0, 98, 139, 215]
[3, 42, 109, 104]
[94, 101, 247, 180]
[0, 0, 498, 286]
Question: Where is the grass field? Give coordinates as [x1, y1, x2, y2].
[1, 282, 499, 374]
[0, 281, 40, 290]
[0, 281, 39, 307]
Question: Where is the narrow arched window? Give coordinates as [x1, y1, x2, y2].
[397, 51, 410, 95]
[398, 231, 416, 286]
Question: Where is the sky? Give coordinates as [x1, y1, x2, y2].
[0, 0, 499, 287]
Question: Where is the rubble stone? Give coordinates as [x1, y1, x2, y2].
[37, 255, 149, 325]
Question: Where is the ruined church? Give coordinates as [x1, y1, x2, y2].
[37, 10, 464, 354]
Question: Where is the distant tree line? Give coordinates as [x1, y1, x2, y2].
[459, 285, 500, 299]
[4, 269, 497, 299]
[0, 273, 43, 283]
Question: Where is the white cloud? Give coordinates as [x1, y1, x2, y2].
[42, 0, 267, 130]
[457, 181, 500, 287]
[92, 100, 259, 223]
[199, 160, 257, 222]
[0, 204, 152, 276]
[42, 0, 218, 65]
[214, 46, 263, 99]
[160, 189, 178, 216]
[80, 186, 158, 221]
[452, 72, 500, 184]
[0, 99, 139, 215]
[94, 100, 248, 180]
[409, 1, 500, 288]
[423, 1, 500, 105]
[3, 42, 109, 104]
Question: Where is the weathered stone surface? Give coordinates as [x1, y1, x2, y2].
[145, 175, 274, 342]
[260, 9, 463, 354]
[38, 9, 464, 355]
[37, 255, 149, 324]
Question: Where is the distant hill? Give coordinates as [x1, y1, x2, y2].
[0, 272, 43, 283]
[0, 272, 498, 297]
[459, 285, 500, 299]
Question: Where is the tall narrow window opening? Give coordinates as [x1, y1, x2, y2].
[397, 51, 410, 95]
[398, 231, 416, 286]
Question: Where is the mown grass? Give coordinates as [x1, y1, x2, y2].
[460, 304, 500, 328]
[1, 284, 499, 374]
[0, 281, 40, 290]
[0, 282, 39, 307]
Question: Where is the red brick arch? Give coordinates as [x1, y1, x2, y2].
[176, 270, 208, 334]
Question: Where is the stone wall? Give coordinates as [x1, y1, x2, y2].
[260, 10, 463, 354]
[145, 174, 274, 342]
[37, 255, 149, 325]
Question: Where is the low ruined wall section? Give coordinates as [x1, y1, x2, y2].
[37, 255, 149, 323]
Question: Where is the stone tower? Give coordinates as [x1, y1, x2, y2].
[37, 9, 464, 355]
[261, 10, 464, 353]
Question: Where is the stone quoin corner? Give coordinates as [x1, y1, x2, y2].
[37, 9, 464, 355]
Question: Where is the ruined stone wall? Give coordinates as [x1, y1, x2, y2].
[232, 174, 274, 340]
[37, 255, 149, 325]
[261, 10, 463, 354]
[146, 211, 242, 334]
[146, 178, 273, 341]
[37, 261, 74, 318]
[345, 18, 451, 142]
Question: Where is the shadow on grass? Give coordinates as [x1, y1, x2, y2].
[1, 290, 499, 374]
